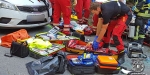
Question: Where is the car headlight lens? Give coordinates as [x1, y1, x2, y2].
[0, 1, 18, 10]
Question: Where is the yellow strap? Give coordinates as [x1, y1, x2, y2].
[134, 7, 140, 12]
[117, 67, 120, 70]
[36, 32, 48, 36]
[135, 0, 138, 5]
[139, 35, 145, 38]
[84, 53, 86, 59]
[137, 13, 150, 17]
[145, 10, 149, 14]
[133, 26, 139, 40]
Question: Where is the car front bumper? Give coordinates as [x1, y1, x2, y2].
[0, 8, 51, 28]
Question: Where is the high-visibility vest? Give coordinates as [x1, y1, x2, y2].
[134, 0, 150, 18]
[27, 38, 52, 49]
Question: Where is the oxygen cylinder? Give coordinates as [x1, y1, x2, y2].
[128, 14, 136, 38]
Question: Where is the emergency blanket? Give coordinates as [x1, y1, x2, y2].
[1, 29, 30, 48]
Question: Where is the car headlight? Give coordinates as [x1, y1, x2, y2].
[0, 1, 18, 10]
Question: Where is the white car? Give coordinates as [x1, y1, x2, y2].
[0, 0, 52, 28]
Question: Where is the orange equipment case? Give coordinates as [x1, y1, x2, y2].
[96, 55, 120, 74]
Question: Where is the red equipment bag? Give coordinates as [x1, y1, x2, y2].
[84, 26, 93, 36]
[66, 39, 87, 54]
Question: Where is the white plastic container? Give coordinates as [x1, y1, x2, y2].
[128, 14, 136, 38]
[128, 26, 135, 38]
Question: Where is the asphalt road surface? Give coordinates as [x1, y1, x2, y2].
[0, 25, 150, 75]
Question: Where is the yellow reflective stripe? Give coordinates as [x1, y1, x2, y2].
[84, 53, 86, 59]
[145, 10, 149, 14]
[103, 0, 118, 3]
[36, 32, 48, 36]
[139, 35, 145, 38]
[117, 67, 120, 70]
[134, 7, 139, 12]
[135, 0, 138, 5]
[133, 26, 139, 40]
[120, 50, 125, 53]
[137, 13, 150, 17]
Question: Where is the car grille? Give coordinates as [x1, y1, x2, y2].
[17, 19, 47, 25]
[17, 6, 47, 12]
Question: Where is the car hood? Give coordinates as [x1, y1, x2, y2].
[4, 0, 46, 6]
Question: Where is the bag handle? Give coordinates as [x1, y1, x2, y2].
[56, 54, 66, 73]
[40, 56, 54, 63]
[4, 53, 13, 57]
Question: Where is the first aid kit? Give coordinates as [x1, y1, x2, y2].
[66, 54, 95, 75]
[29, 43, 65, 59]
[66, 39, 87, 54]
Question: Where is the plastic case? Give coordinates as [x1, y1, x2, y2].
[29, 44, 65, 59]
[66, 40, 87, 54]
[96, 64, 120, 74]
[87, 48, 118, 60]
[66, 54, 95, 75]
[96, 55, 120, 74]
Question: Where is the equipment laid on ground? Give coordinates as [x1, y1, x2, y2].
[126, 42, 147, 73]
[95, 55, 120, 74]
[127, 42, 144, 58]
[28, 39, 65, 59]
[66, 54, 95, 75]
[66, 39, 87, 54]
[26, 51, 66, 75]
[4, 41, 29, 58]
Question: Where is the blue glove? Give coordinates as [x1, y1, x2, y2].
[148, 19, 150, 25]
[94, 36, 98, 42]
[92, 40, 99, 50]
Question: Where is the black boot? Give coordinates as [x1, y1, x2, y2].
[118, 52, 125, 65]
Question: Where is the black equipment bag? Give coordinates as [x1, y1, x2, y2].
[4, 41, 29, 58]
[26, 51, 66, 75]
